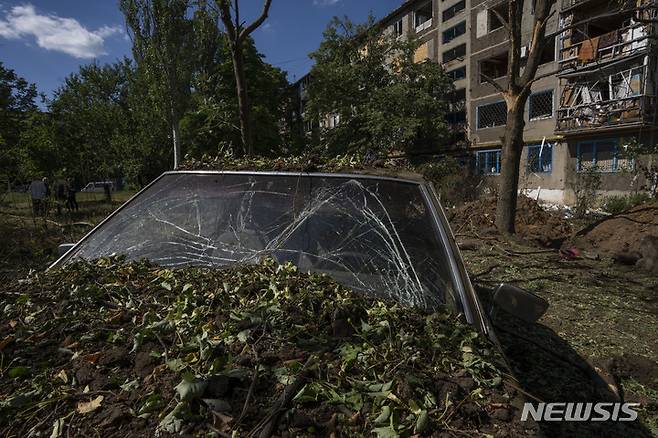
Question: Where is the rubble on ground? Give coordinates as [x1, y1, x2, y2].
[0, 258, 537, 437]
[447, 196, 573, 247]
[572, 202, 658, 272]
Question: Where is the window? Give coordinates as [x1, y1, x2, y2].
[477, 101, 507, 129]
[415, 2, 433, 31]
[443, 21, 466, 43]
[447, 66, 466, 80]
[480, 52, 508, 82]
[527, 143, 553, 173]
[443, 0, 465, 22]
[414, 40, 433, 63]
[476, 149, 502, 175]
[446, 111, 466, 124]
[443, 44, 466, 63]
[529, 90, 554, 120]
[577, 140, 633, 172]
[488, 2, 509, 32]
[540, 36, 556, 64]
[393, 19, 403, 38]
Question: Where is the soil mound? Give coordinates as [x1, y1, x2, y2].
[448, 196, 573, 246]
[0, 258, 536, 437]
[573, 202, 658, 257]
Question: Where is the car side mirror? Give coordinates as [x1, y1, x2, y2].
[490, 283, 548, 323]
[58, 243, 75, 256]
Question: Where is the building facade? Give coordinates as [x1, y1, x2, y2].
[294, 0, 657, 205]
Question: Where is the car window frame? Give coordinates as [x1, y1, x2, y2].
[49, 170, 488, 334]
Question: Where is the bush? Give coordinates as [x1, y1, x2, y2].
[603, 192, 652, 215]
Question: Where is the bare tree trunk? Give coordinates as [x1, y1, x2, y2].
[496, 96, 526, 234]
[172, 117, 181, 169]
[231, 47, 252, 157]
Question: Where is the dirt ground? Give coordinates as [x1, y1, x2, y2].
[573, 202, 658, 257]
[448, 197, 658, 436]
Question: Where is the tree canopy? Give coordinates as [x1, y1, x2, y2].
[307, 16, 454, 157]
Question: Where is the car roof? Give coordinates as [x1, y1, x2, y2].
[166, 169, 430, 185]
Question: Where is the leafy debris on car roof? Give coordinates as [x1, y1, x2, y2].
[0, 257, 537, 437]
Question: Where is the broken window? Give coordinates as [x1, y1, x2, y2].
[442, 0, 465, 22]
[480, 52, 508, 82]
[443, 21, 466, 43]
[488, 2, 509, 32]
[414, 40, 433, 63]
[415, 2, 433, 31]
[477, 101, 507, 129]
[62, 173, 460, 309]
[540, 36, 556, 64]
[443, 43, 466, 63]
[447, 66, 466, 81]
[577, 139, 632, 172]
[527, 143, 553, 173]
[393, 19, 403, 38]
[529, 90, 554, 120]
[476, 149, 502, 175]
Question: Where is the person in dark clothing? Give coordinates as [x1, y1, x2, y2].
[55, 180, 66, 215]
[66, 178, 79, 212]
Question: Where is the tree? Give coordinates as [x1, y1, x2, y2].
[215, 0, 273, 156]
[0, 63, 38, 181]
[477, 0, 557, 234]
[120, 0, 195, 169]
[182, 32, 289, 157]
[47, 61, 135, 183]
[307, 16, 454, 157]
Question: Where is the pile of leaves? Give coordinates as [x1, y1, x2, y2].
[0, 258, 536, 437]
[180, 152, 394, 173]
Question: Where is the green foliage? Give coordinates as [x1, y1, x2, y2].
[574, 166, 602, 218]
[181, 34, 290, 157]
[307, 16, 454, 156]
[0, 62, 39, 180]
[602, 192, 652, 215]
[1, 257, 505, 436]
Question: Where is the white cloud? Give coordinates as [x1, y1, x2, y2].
[0, 4, 122, 58]
[313, 0, 341, 6]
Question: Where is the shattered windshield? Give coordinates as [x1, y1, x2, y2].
[64, 173, 458, 309]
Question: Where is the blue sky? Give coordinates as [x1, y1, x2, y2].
[0, 0, 401, 100]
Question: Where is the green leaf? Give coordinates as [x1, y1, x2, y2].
[8, 366, 29, 379]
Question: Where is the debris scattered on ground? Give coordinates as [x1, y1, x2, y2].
[447, 196, 573, 247]
[1, 257, 538, 437]
[573, 202, 658, 270]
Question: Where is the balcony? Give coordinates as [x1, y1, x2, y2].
[557, 61, 656, 133]
[559, 21, 651, 69]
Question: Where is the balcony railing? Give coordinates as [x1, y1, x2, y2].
[559, 21, 651, 68]
[556, 95, 655, 133]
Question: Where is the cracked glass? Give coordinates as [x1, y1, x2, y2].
[63, 173, 458, 309]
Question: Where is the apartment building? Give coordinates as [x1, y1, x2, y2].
[294, 0, 657, 204]
[470, 0, 657, 204]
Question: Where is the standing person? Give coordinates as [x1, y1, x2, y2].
[66, 178, 79, 212]
[28, 177, 47, 217]
[103, 181, 112, 203]
[55, 179, 66, 215]
[42, 177, 51, 216]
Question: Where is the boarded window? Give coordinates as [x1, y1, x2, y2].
[529, 90, 554, 120]
[414, 40, 432, 63]
[477, 101, 507, 129]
